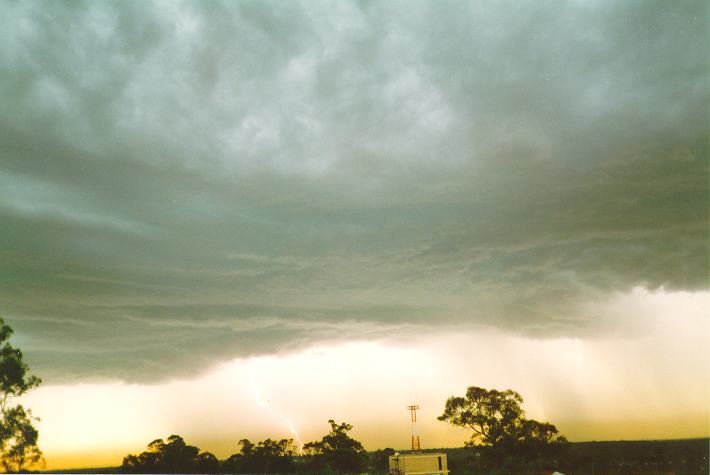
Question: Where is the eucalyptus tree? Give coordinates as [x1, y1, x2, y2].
[303, 420, 367, 474]
[0, 317, 43, 471]
[439, 386, 568, 471]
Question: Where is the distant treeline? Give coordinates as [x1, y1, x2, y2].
[44, 437, 708, 475]
[119, 420, 385, 475]
[441, 438, 709, 475]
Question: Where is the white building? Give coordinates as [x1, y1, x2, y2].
[389, 452, 449, 475]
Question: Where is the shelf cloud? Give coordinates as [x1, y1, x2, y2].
[1, 0, 707, 383]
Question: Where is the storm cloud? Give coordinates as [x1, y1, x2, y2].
[1, 0, 707, 382]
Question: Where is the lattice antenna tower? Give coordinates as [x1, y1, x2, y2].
[407, 404, 421, 452]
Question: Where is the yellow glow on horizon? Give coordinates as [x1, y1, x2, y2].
[21, 288, 709, 470]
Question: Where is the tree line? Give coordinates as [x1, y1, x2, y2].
[438, 439, 709, 475]
[120, 420, 393, 474]
[119, 386, 573, 475]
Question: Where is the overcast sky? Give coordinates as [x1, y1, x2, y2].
[1, 0, 708, 469]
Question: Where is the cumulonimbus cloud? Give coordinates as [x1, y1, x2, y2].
[1, 0, 707, 382]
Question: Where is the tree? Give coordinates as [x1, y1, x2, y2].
[369, 447, 395, 474]
[121, 434, 213, 473]
[438, 386, 568, 472]
[303, 420, 367, 475]
[0, 318, 43, 472]
[439, 387, 525, 448]
[0, 406, 43, 473]
[194, 451, 219, 473]
[224, 438, 296, 474]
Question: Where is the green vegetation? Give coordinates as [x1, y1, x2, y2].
[0, 317, 43, 472]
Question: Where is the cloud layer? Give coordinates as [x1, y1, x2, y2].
[1, 0, 707, 382]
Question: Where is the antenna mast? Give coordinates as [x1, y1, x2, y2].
[407, 404, 421, 452]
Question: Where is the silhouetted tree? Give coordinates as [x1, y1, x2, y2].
[0, 317, 43, 472]
[251, 438, 294, 473]
[369, 447, 395, 474]
[438, 386, 568, 472]
[304, 420, 367, 475]
[222, 438, 296, 474]
[0, 406, 43, 473]
[194, 451, 219, 473]
[121, 434, 212, 473]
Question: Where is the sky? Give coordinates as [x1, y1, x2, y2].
[0, 0, 708, 470]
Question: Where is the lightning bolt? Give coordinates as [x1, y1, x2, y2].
[285, 419, 304, 455]
[248, 363, 304, 454]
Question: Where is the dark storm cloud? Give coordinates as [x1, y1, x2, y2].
[1, 0, 707, 382]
